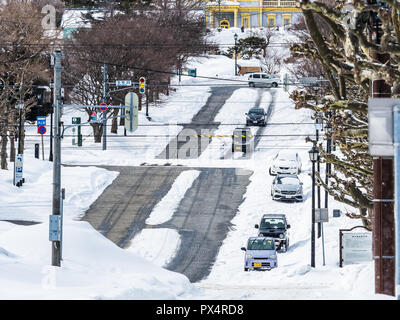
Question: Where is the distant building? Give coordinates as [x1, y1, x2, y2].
[204, 0, 301, 29]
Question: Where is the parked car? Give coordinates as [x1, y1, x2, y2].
[255, 214, 290, 252]
[248, 73, 279, 88]
[271, 174, 303, 202]
[232, 127, 252, 153]
[269, 150, 302, 175]
[241, 236, 278, 271]
[245, 107, 266, 126]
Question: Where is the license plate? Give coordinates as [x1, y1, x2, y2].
[253, 120, 257, 123]
[253, 262, 262, 267]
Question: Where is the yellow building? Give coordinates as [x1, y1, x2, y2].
[204, 0, 301, 29]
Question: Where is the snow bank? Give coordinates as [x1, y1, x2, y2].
[146, 170, 201, 225]
[0, 157, 198, 299]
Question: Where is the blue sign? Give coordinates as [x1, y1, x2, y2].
[116, 80, 132, 86]
[188, 68, 197, 77]
[37, 116, 46, 126]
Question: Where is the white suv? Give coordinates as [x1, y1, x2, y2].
[248, 73, 280, 88]
[269, 150, 302, 175]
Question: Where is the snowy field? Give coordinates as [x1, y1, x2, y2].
[0, 29, 393, 300]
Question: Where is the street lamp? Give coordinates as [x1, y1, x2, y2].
[16, 101, 24, 155]
[234, 33, 238, 76]
[308, 145, 319, 268]
[314, 116, 323, 238]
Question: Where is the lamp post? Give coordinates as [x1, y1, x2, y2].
[16, 101, 24, 155]
[234, 33, 238, 76]
[315, 116, 323, 238]
[309, 145, 319, 268]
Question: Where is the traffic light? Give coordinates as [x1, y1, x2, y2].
[139, 77, 146, 94]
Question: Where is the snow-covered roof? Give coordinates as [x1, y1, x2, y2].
[237, 59, 261, 67]
[60, 9, 106, 29]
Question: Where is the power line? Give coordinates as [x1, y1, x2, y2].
[13, 122, 319, 128]
[20, 133, 318, 138]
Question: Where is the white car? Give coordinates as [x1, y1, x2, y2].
[269, 150, 302, 175]
[248, 73, 279, 88]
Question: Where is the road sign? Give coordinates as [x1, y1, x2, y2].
[125, 92, 138, 132]
[99, 102, 108, 111]
[188, 68, 197, 77]
[38, 125, 47, 135]
[116, 80, 132, 86]
[37, 116, 46, 126]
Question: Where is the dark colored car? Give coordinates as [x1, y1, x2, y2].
[255, 214, 290, 252]
[245, 107, 266, 126]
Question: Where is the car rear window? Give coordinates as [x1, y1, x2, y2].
[260, 218, 285, 229]
[249, 109, 264, 114]
[247, 239, 275, 250]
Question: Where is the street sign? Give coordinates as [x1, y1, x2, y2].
[14, 154, 23, 186]
[99, 102, 108, 112]
[116, 80, 132, 86]
[125, 92, 139, 132]
[37, 116, 46, 126]
[188, 68, 197, 77]
[38, 125, 47, 135]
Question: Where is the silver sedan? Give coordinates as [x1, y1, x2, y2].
[271, 174, 303, 202]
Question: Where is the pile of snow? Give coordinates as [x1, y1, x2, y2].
[0, 158, 198, 299]
[146, 170, 201, 225]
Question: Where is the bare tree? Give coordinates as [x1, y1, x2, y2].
[63, 4, 211, 142]
[0, 0, 54, 169]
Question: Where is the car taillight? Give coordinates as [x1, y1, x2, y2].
[248, 77, 250, 80]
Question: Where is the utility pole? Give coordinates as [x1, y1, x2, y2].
[103, 62, 108, 151]
[49, 80, 54, 162]
[368, 0, 395, 296]
[51, 51, 63, 267]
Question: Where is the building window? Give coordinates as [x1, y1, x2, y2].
[220, 18, 230, 29]
[282, 14, 291, 27]
[267, 15, 276, 27]
[241, 14, 250, 29]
